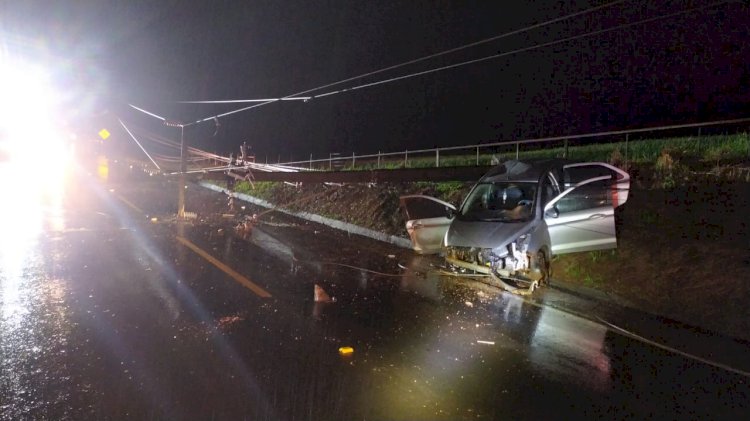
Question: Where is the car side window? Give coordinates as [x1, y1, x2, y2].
[556, 179, 612, 213]
[563, 165, 618, 188]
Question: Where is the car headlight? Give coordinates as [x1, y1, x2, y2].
[507, 233, 531, 256]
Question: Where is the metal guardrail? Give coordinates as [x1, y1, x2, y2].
[274, 117, 750, 170]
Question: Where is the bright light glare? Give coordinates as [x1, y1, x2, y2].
[0, 57, 71, 269]
[0, 57, 66, 162]
[0, 56, 72, 183]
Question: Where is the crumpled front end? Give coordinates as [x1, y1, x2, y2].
[444, 233, 532, 279]
[442, 219, 540, 280]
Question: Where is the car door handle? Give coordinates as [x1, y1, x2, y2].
[412, 222, 424, 228]
[588, 213, 607, 219]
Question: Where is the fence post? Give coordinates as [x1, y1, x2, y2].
[476, 146, 479, 166]
[378, 151, 381, 169]
[352, 152, 355, 168]
[515, 142, 519, 160]
[309, 153, 313, 169]
[563, 139, 568, 158]
[329, 153, 332, 170]
[405, 150, 408, 168]
[436, 149, 440, 167]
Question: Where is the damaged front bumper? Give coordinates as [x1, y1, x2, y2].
[443, 256, 544, 296]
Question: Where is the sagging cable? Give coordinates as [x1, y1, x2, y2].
[293, 258, 407, 278]
[128, 104, 166, 121]
[597, 317, 750, 379]
[307, 0, 729, 101]
[177, 97, 312, 104]
[118, 119, 162, 171]
[181, 0, 629, 124]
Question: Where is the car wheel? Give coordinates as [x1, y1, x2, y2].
[537, 250, 550, 286]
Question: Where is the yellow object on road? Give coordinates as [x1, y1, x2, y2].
[338, 346, 354, 355]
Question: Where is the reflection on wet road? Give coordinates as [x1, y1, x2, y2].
[1, 171, 748, 419]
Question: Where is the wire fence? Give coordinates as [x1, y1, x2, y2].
[271, 117, 750, 171]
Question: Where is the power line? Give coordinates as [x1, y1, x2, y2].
[129, 104, 166, 121]
[177, 97, 311, 104]
[118, 119, 161, 170]
[185, 0, 628, 122]
[310, 0, 728, 99]
[118, 120, 225, 163]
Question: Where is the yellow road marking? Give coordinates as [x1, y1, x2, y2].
[115, 194, 145, 214]
[176, 236, 272, 298]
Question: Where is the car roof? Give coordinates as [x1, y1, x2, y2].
[480, 158, 573, 183]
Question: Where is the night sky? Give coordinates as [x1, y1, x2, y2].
[2, 0, 749, 160]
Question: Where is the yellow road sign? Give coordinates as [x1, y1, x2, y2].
[98, 129, 110, 140]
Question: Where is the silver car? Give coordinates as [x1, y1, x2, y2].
[400, 159, 629, 286]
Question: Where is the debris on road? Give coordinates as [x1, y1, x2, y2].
[227, 191, 236, 212]
[338, 346, 354, 355]
[477, 340, 495, 345]
[218, 314, 244, 330]
[234, 215, 257, 238]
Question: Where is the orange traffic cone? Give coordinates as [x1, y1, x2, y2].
[314, 284, 334, 303]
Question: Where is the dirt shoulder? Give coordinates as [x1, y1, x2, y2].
[212, 162, 750, 341]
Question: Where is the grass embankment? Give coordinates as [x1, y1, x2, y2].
[321, 133, 750, 172]
[235, 133, 750, 202]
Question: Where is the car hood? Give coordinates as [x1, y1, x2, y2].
[445, 219, 536, 249]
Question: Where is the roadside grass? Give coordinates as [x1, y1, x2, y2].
[234, 181, 279, 199]
[563, 259, 607, 286]
[635, 209, 660, 227]
[225, 133, 749, 209]
[435, 181, 466, 196]
[588, 249, 616, 263]
[313, 133, 749, 171]
[563, 263, 603, 286]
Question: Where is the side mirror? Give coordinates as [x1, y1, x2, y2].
[446, 206, 456, 219]
[544, 207, 559, 219]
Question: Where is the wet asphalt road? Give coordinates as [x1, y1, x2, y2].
[1, 166, 749, 420]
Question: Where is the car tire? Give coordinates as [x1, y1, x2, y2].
[537, 250, 550, 286]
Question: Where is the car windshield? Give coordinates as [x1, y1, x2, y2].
[459, 182, 537, 222]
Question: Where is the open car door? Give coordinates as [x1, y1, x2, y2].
[544, 175, 618, 255]
[399, 195, 456, 254]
